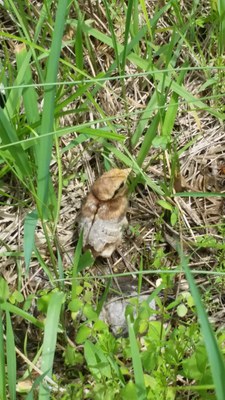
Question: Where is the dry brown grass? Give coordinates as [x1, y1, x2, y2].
[1, 1, 225, 396]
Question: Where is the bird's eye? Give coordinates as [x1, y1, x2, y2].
[113, 181, 125, 197]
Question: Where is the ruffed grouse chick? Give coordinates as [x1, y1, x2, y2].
[79, 168, 131, 258]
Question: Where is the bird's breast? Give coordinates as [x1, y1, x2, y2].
[79, 191, 129, 257]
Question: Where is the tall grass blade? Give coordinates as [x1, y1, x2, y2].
[6, 0, 44, 81]
[218, 0, 225, 54]
[4, 49, 32, 118]
[136, 113, 160, 167]
[132, 0, 140, 54]
[121, 0, 134, 73]
[24, 210, 38, 272]
[38, 291, 64, 399]
[102, 0, 120, 70]
[180, 253, 225, 400]
[75, 14, 84, 71]
[37, 0, 70, 217]
[15, 43, 39, 126]
[0, 309, 6, 400]
[0, 107, 31, 178]
[6, 311, 17, 400]
[131, 92, 157, 147]
[127, 315, 147, 400]
[72, 231, 83, 299]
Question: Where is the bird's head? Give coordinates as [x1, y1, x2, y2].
[91, 168, 131, 201]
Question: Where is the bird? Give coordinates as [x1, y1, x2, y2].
[79, 168, 131, 258]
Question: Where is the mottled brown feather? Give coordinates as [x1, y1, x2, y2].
[79, 168, 131, 257]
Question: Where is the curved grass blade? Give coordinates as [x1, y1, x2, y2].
[1, 303, 43, 329]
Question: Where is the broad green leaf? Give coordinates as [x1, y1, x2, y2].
[177, 304, 188, 317]
[84, 340, 101, 380]
[84, 340, 111, 379]
[76, 325, 91, 344]
[157, 200, 173, 211]
[78, 250, 94, 272]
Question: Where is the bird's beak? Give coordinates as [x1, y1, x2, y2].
[125, 168, 132, 177]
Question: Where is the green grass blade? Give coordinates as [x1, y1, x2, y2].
[0, 108, 31, 178]
[56, 247, 64, 290]
[75, 14, 84, 71]
[76, 126, 121, 139]
[218, 0, 225, 54]
[33, 1, 50, 43]
[24, 210, 38, 273]
[174, 191, 225, 198]
[38, 291, 64, 399]
[6, 311, 17, 400]
[72, 231, 83, 299]
[1, 303, 43, 329]
[37, 0, 70, 216]
[136, 113, 160, 167]
[121, 0, 134, 73]
[161, 62, 188, 148]
[15, 43, 39, 126]
[4, 49, 32, 118]
[0, 309, 6, 400]
[131, 92, 157, 147]
[70, 18, 224, 119]
[26, 371, 49, 400]
[84, 340, 101, 380]
[6, 0, 44, 82]
[132, 0, 140, 55]
[139, 0, 152, 39]
[105, 143, 164, 195]
[180, 253, 225, 400]
[127, 315, 147, 400]
[0, 121, 125, 151]
[102, 0, 120, 70]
